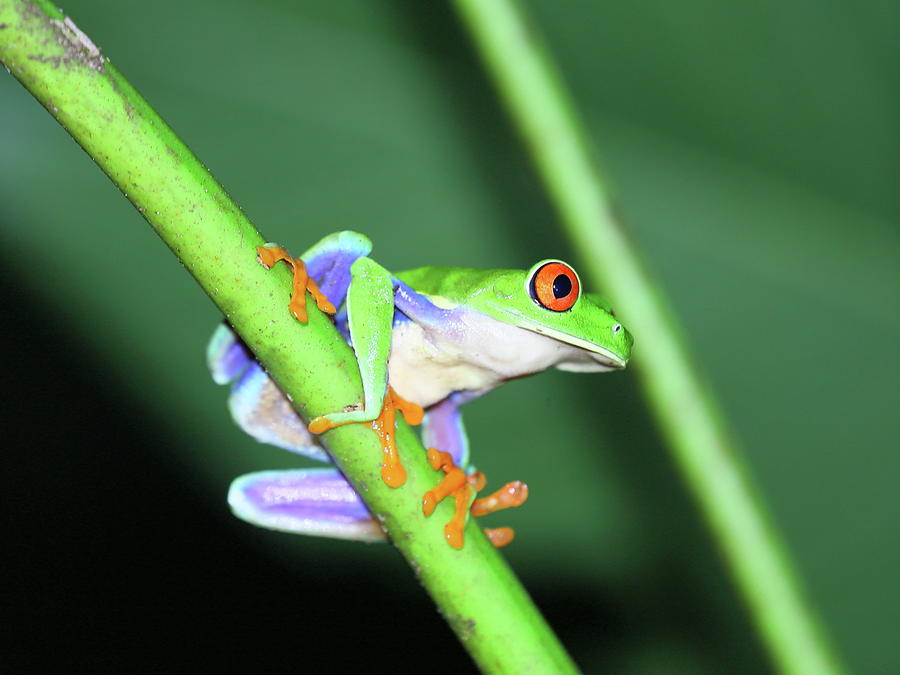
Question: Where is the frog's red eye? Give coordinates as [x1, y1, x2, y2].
[530, 261, 580, 311]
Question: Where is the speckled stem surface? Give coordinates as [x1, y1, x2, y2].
[0, 2, 578, 672]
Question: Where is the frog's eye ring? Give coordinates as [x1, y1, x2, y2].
[529, 261, 581, 312]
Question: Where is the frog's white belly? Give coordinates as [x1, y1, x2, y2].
[387, 310, 590, 408]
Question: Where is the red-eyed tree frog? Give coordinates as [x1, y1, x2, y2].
[208, 231, 632, 548]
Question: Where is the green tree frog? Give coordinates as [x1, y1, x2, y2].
[208, 231, 632, 548]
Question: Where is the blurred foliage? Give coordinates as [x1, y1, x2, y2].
[1, 0, 897, 672]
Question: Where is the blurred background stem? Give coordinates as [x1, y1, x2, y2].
[452, 1, 843, 673]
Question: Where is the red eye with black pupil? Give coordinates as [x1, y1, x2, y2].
[531, 262, 580, 311]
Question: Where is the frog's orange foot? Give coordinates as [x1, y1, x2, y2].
[423, 448, 474, 549]
[471, 477, 528, 548]
[423, 448, 468, 517]
[309, 387, 423, 489]
[256, 244, 336, 322]
[423, 449, 528, 549]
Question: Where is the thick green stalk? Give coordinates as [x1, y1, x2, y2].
[0, 2, 577, 672]
[452, 1, 843, 674]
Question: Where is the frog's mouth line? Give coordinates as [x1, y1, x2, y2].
[511, 316, 628, 369]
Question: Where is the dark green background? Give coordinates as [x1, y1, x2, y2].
[2, 1, 897, 672]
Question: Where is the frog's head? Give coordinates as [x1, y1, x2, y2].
[471, 260, 633, 372]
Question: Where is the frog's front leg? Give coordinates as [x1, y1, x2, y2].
[304, 257, 424, 487]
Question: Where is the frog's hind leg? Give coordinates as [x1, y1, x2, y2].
[228, 468, 386, 542]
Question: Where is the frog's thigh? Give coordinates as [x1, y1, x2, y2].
[229, 362, 330, 462]
[208, 323, 329, 462]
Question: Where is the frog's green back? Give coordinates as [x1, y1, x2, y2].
[396, 266, 519, 305]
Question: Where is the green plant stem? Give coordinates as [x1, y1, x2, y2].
[452, 1, 843, 674]
[0, 2, 578, 673]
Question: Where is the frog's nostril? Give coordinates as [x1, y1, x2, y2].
[613, 324, 622, 334]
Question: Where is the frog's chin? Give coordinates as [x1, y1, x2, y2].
[552, 342, 626, 372]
